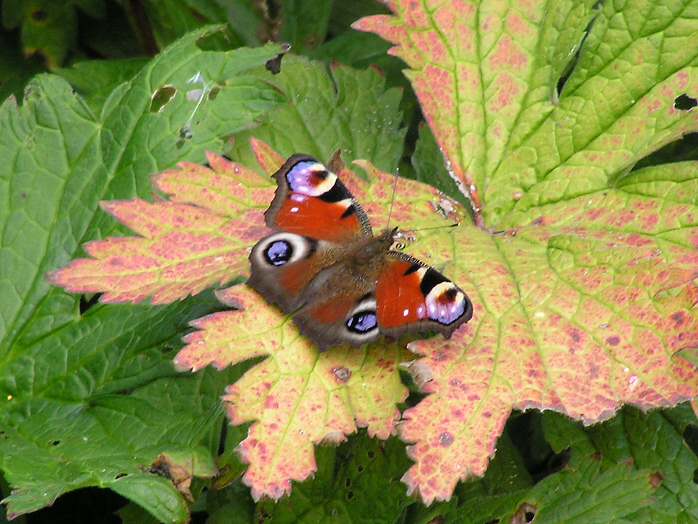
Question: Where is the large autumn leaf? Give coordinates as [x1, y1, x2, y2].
[352, 0, 698, 503]
[52, 141, 462, 499]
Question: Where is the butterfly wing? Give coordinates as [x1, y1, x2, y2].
[248, 155, 371, 313]
[264, 154, 372, 241]
[375, 252, 473, 340]
[293, 289, 380, 351]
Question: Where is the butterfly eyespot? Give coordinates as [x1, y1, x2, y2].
[425, 282, 467, 325]
[264, 240, 293, 266]
[346, 311, 378, 334]
[394, 241, 406, 250]
[286, 161, 337, 196]
[252, 232, 315, 269]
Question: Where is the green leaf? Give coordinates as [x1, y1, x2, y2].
[141, 0, 228, 49]
[542, 405, 698, 523]
[515, 456, 653, 523]
[254, 433, 412, 523]
[1, 0, 104, 68]
[590, 408, 697, 522]
[0, 295, 226, 518]
[0, 29, 287, 518]
[0, 32, 44, 103]
[278, 0, 333, 53]
[108, 474, 188, 524]
[1, 27, 286, 357]
[0, 74, 99, 354]
[224, 0, 268, 47]
[228, 55, 406, 173]
[56, 58, 149, 114]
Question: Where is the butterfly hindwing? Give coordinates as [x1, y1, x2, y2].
[375, 252, 473, 340]
[248, 232, 325, 312]
[294, 292, 380, 351]
[265, 154, 372, 242]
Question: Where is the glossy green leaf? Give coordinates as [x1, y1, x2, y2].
[0, 28, 287, 519]
[228, 55, 406, 173]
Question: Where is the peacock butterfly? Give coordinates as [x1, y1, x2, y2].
[247, 154, 473, 350]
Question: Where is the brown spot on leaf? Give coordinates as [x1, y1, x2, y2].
[332, 366, 351, 383]
[438, 432, 454, 447]
[672, 311, 687, 327]
[649, 471, 663, 488]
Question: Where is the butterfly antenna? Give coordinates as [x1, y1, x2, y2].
[385, 169, 400, 230]
[407, 222, 460, 233]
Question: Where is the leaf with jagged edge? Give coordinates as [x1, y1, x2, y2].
[227, 55, 406, 174]
[253, 433, 412, 523]
[49, 152, 272, 304]
[542, 405, 698, 523]
[0, 29, 289, 519]
[355, 0, 698, 503]
[175, 285, 408, 501]
[172, 144, 466, 500]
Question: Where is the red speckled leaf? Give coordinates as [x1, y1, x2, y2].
[173, 157, 462, 499]
[50, 152, 272, 303]
[356, 0, 698, 504]
[175, 286, 407, 500]
[355, 1, 698, 225]
[50, 137, 462, 499]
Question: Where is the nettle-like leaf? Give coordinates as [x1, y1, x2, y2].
[354, 0, 698, 502]
[1, 0, 105, 68]
[0, 28, 289, 519]
[54, 141, 467, 499]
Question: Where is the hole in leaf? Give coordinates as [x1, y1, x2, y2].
[114, 472, 127, 480]
[547, 447, 571, 473]
[555, 7, 601, 98]
[357, 464, 364, 473]
[150, 85, 176, 113]
[683, 425, 698, 455]
[367, 450, 376, 460]
[513, 503, 538, 524]
[51, 440, 61, 446]
[179, 126, 193, 140]
[346, 490, 354, 501]
[208, 86, 220, 101]
[31, 9, 48, 22]
[79, 293, 101, 314]
[631, 132, 698, 171]
[344, 478, 351, 488]
[265, 45, 290, 75]
[674, 94, 697, 111]
[693, 468, 698, 484]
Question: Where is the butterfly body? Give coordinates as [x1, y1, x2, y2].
[248, 155, 473, 350]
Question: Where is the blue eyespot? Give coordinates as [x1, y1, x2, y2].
[346, 311, 378, 334]
[264, 240, 293, 266]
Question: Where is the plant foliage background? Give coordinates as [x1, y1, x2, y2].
[1, 0, 698, 523]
